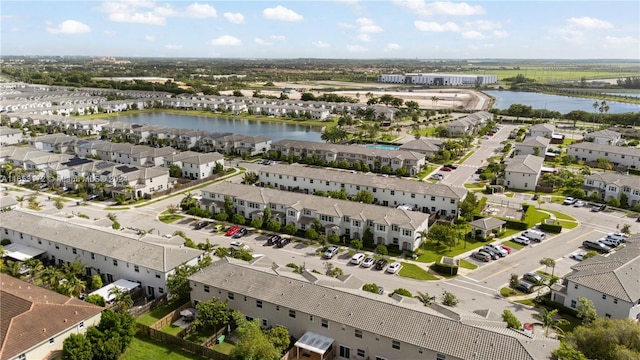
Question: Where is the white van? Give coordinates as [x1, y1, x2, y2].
[522, 229, 546, 242]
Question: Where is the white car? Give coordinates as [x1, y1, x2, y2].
[569, 252, 585, 261]
[573, 201, 585, 207]
[430, 174, 444, 180]
[512, 236, 530, 245]
[598, 237, 621, 248]
[163, 234, 173, 238]
[563, 197, 577, 205]
[350, 253, 365, 265]
[386, 262, 402, 274]
[360, 257, 375, 268]
[607, 232, 627, 242]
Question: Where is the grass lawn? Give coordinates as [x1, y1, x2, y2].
[185, 327, 215, 345]
[159, 214, 184, 224]
[464, 183, 484, 189]
[120, 335, 198, 360]
[458, 150, 475, 163]
[104, 206, 130, 210]
[500, 287, 526, 297]
[540, 209, 576, 221]
[213, 341, 235, 355]
[505, 193, 514, 198]
[497, 228, 521, 239]
[524, 208, 551, 227]
[558, 220, 579, 229]
[398, 262, 439, 280]
[136, 299, 185, 326]
[459, 259, 478, 270]
[161, 323, 185, 336]
[502, 240, 525, 250]
[515, 298, 537, 306]
[415, 238, 485, 263]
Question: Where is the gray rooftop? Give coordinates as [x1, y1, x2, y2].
[398, 138, 443, 153]
[519, 136, 551, 148]
[505, 155, 544, 174]
[470, 217, 506, 231]
[260, 164, 468, 200]
[529, 123, 555, 132]
[588, 129, 622, 139]
[272, 139, 425, 161]
[0, 210, 203, 272]
[189, 259, 557, 360]
[569, 142, 640, 157]
[585, 172, 640, 190]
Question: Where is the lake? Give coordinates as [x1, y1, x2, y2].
[484, 91, 640, 114]
[110, 112, 324, 142]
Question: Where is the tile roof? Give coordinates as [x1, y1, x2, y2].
[504, 155, 544, 174]
[588, 129, 622, 139]
[260, 164, 468, 200]
[529, 124, 555, 132]
[568, 142, 640, 157]
[470, 217, 506, 231]
[398, 137, 443, 153]
[0, 210, 203, 272]
[0, 274, 103, 360]
[271, 139, 425, 161]
[585, 172, 640, 190]
[189, 260, 557, 360]
[519, 136, 551, 148]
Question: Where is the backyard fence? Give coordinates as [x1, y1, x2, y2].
[136, 325, 230, 360]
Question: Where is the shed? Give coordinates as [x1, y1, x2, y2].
[470, 217, 506, 239]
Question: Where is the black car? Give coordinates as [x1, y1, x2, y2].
[444, 164, 458, 170]
[374, 259, 388, 270]
[232, 227, 247, 238]
[266, 234, 281, 246]
[194, 221, 209, 230]
[276, 237, 291, 248]
[475, 167, 484, 174]
[583, 240, 611, 253]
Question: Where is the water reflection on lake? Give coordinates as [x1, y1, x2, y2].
[484, 91, 640, 114]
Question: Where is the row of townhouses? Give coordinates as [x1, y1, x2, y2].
[189, 258, 557, 360]
[0, 126, 23, 145]
[583, 172, 640, 207]
[198, 182, 430, 251]
[0, 210, 205, 299]
[257, 164, 467, 216]
[568, 142, 640, 168]
[270, 139, 427, 176]
[446, 111, 492, 137]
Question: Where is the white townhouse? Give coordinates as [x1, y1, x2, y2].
[446, 111, 492, 137]
[0, 146, 73, 173]
[163, 151, 225, 180]
[190, 259, 557, 360]
[585, 129, 623, 146]
[529, 123, 555, 138]
[235, 136, 271, 156]
[258, 164, 467, 216]
[551, 240, 640, 321]
[514, 136, 550, 157]
[0, 210, 205, 299]
[0, 126, 23, 145]
[503, 155, 544, 191]
[198, 182, 429, 251]
[270, 140, 426, 176]
[568, 142, 640, 168]
[0, 274, 103, 360]
[398, 137, 443, 158]
[114, 145, 177, 167]
[28, 133, 78, 153]
[583, 172, 640, 207]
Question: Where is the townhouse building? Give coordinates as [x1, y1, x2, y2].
[0, 210, 205, 299]
[583, 172, 640, 207]
[568, 142, 640, 168]
[514, 136, 550, 157]
[0, 274, 103, 360]
[258, 164, 467, 216]
[0, 126, 23, 145]
[270, 140, 426, 176]
[446, 111, 492, 137]
[551, 239, 640, 320]
[198, 182, 429, 250]
[503, 155, 544, 191]
[163, 151, 225, 179]
[398, 137, 443, 158]
[585, 129, 622, 145]
[189, 259, 557, 360]
[28, 133, 78, 153]
[0, 146, 73, 174]
[529, 124, 555, 138]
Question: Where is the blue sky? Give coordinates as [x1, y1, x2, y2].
[1, 1, 639, 59]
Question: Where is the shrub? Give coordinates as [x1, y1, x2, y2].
[430, 262, 459, 276]
[250, 218, 263, 229]
[389, 288, 413, 298]
[362, 283, 380, 294]
[111, 221, 121, 230]
[85, 294, 106, 307]
[0, 239, 11, 246]
[375, 244, 388, 255]
[283, 223, 297, 235]
[502, 310, 522, 329]
[539, 222, 562, 233]
[215, 212, 229, 221]
[607, 197, 621, 207]
[231, 214, 246, 225]
[500, 218, 528, 230]
[441, 291, 458, 307]
[305, 228, 319, 240]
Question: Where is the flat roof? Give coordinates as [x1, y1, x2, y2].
[295, 331, 334, 354]
[89, 279, 140, 302]
[2, 243, 46, 261]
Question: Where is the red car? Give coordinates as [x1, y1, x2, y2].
[501, 245, 512, 254]
[440, 167, 453, 172]
[225, 226, 241, 236]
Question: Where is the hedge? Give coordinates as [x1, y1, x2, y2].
[498, 218, 528, 230]
[475, 196, 488, 214]
[540, 222, 562, 233]
[430, 262, 459, 276]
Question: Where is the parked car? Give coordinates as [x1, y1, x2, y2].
[501, 245, 512, 254]
[479, 250, 498, 260]
[361, 257, 375, 268]
[485, 244, 508, 257]
[225, 226, 241, 236]
[573, 201, 585, 208]
[232, 227, 247, 238]
[374, 259, 388, 270]
[532, 194, 539, 200]
[443, 164, 458, 170]
[523, 272, 543, 284]
[591, 204, 606, 212]
[607, 232, 627, 242]
[276, 237, 291, 248]
[266, 234, 281, 246]
[211, 223, 224, 232]
[512, 236, 530, 245]
[583, 240, 611, 253]
[562, 197, 577, 205]
[230, 241, 250, 251]
[85, 194, 99, 201]
[471, 251, 491, 262]
[323, 246, 339, 259]
[516, 281, 536, 294]
[598, 237, 621, 248]
[440, 167, 453, 172]
[569, 252, 586, 261]
[481, 246, 503, 259]
[350, 253, 366, 265]
[522, 229, 546, 242]
[430, 174, 444, 180]
[194, 221, 209, 230]
[386, 262, 402, 274]
[475, 167, 485, 174]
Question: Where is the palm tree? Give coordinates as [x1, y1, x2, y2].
[431, 96, 439, 105]
[214, 247, 230, 258]
[109, 286, 134, 313]
[40, 267, 62, 289]
[24, 258, 44, 277]
[592, 101, 599, 124]
[15, 196, 25, 207]
[4, 260, 25, 279]
[532, 308, 568, 337]
[107, 213, 117, 222]
[58, 273, 86, 297]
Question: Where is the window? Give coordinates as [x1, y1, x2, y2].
[276, 306, 280, 311]
[159, 287, 164, 294]
[155, 274, 161, 279]
[113, 259, 118, 266]
[72, 248, 77, 254]
[602, 294, 607, 300]
[431, 196, 436, 201]
[49, 338, 54, 345]
[321, 319, 328, 328]
[375, 357, 387, 360]
[357, 349, 366, 357]
[91, 253, 95, 260]
[614, 298, 618, 304]
[134, 265, 139, 272]
[450, 199, 455, 204]
[437, 354, 447, 360]
[390, 191, 395, 195]
[391, 225, 399, 232]
[392, 340, 400, 350]
[18, 354, 26, 360]
[570, 300, 577, 308]
[605, 313, 611, 318]
[411, 193, 415, 198]
[257, 300, 263, 308]
[289, 310, 296, 318]
[339, 346, 350, 358]
[262, 319, 268, 327]
[228, 292, 234, 300]
[574, 284, 578, 289]
[79, 321, 84, 329]
[204, 286, 210, 293]
[355, 329, 363, 338]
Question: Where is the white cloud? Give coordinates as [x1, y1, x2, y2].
[567, 17, 613, 29]
[356, 34, 372, 42]
[145, 35, 155, 41]
[10, 27, 19, 32]
[209, 35, 242, 46]
[312, 41, 330, 48]
[394, 0, 484, 16]
[108, 11, 166, 25]
[263, 5, 303, 22]
[554, 27, 585, 44]
[414, 20, 460, 32]
[466, 20, 502, 31]
[385, 43, 401, 50]
[604, 36, 637, 47]
[462, 30, 485, 40]
[493, 30, 509, 38]
[270, 35, 286, 41]
[224, 12, 245, 24]
[346, 45, 368, 52]
[46, 20, 91, 34]
[165, 44, 182, 50]
[254, 37, 272, 46]
[183, 3, 217, 18]
[355, 17, 383, 33]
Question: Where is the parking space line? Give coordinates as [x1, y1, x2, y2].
[479, 262, 520, 282]
[568, 229, 601, 243]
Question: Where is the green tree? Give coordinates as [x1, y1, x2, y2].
[427, 223, 453, 246]
[509, 273, 520, 289]
[62, 333, 93, 360]
[349, 239, 363, 251]
[166, 264, 198, 301]
[375, 244, 388, 255]
[416, 291, 435, 307]
[242, 171, 259, 185]
[231, 311, 281, 360]
[596, 157, 613, 172]
[109, 286, 133, 313]
[576, 297, 598, 326]
[539, 257, 556, 278]
[353, 190, 374, 204]
[502, 310, 522, 329]
[193, 298, 230, 334]
[608, 197, 621, 207]
[96, 309, 136, 354]
[389, 288, 413, 298]
[54, 197, 65, 210]
[267, 220, 282, 232]
[441, 291, 458, 307]
[85, 294, 106, 307]
[621, 224, 631, 235]
[552, 342, 589, 360]
[362, 227, 374, 248]
[224, 196, 234, 216]
[532, 308, 568, 337]
[561, 317, 640, 360]
[324, 262, 344, 278]
[459, 192, 478, 222]
[362, 283, 380, 294]
[266, 326, 291, 354]
[168, 163, 182, 178]
[305, 228, 319, 240]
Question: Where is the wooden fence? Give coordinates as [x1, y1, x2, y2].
[150, 301, 193, 330]
[137, 325, 230, 360]
[128, 294, 168, 318]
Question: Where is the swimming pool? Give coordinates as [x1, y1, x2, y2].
[365, 144, 399, 150]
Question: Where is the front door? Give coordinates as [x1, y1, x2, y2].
[147, 286, 155, 298]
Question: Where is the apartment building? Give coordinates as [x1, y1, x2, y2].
[583, 172, 640, 207]
[0, 210, 204, 299]
[585, 129, 622, 146]
[529, 124, 555, 138]
[0, 126, 23, 145]
[378, 73, 498, 85]
[198, 183, 429, 250]
[514, 136, 550, 157]
[163, 151, 225, 180]
[568, 142, 640, 168]
[270, 140, 426, 176]
[503, 155, 544, 191]
[258, 164, 467, 216]
[189, 259, 557, 360]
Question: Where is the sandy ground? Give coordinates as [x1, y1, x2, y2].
[221, 81, 490, 111]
